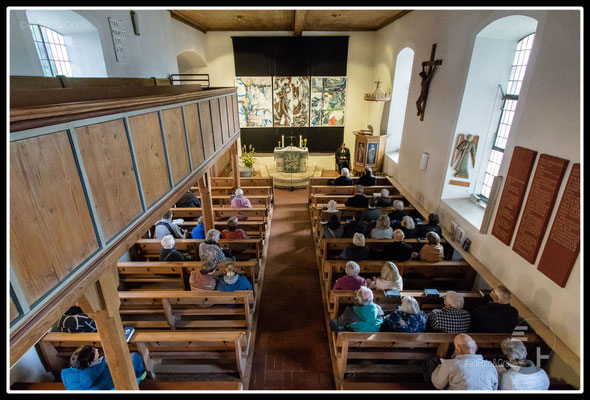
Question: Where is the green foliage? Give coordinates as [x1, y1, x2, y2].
[240, 144, 256, 168]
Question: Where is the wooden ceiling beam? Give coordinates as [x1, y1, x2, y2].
[375, 10, 412, 30]
[170, 10, 208, 34]
[293, 10, 307, 36]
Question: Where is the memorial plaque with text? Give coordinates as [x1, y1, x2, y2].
[491, 146, 537, 245]
[512, 154, 569, 264]
[537, 164, 580, 287]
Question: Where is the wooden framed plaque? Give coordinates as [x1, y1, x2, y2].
[537, 163, 580, 287]
[512, 154, 569, 264]
[491, 146, 538, 245]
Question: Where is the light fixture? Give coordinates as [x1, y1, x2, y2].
[363, 79, 391, 102]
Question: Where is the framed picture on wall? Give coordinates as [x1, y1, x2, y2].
[366, 142, 378, 166]
[356, 142, 365, 164]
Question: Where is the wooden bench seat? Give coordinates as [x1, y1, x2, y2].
[38, 330, 248, 382]
[132, 238, 263, 262]
[309, 176, 391, 187]
[176, 219, 267, 239]
[191, 186, 272, 198]
[170, 207, 269, 222]
[210, 177, 274, 202]
[193, 194, 271, 208]
[310, 193, 404, 207]
[10, 380, 244, 391]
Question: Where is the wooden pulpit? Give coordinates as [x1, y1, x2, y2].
[352, 132, 387, 175]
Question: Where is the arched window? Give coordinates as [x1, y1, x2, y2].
[29, 24, 72, 77]
[386, 47, 415, 157]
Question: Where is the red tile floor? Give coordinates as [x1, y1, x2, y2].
[249, 188, 335, 390]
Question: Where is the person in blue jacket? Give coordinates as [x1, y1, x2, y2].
[191, 216, 206, 239]
[61, 345, 146, 390]
[216, 263, 253, 292]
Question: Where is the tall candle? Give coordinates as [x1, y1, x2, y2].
[299, 135, 302, 148]
[282, 135, 284, 148]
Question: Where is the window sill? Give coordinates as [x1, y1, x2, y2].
[441, 197, 485, 231]
[385, 151, 400, 164]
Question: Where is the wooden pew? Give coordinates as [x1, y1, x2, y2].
[322, 259, 475, 294]
[193, 194, 271, 208]
[38, 330, 248, 382]
[333, 331, 541, 382]
[174, 220, 267, 239]
[117, 260, 259, 291]
[310, 192, 404, 207]
[309, 185, 401, 203]
[118, 290, 255, 335]
[318, 237, 451, 261]
[170, 207, 268, 222]
[131, 239, 264, 262]
[211, 177, 273, 187]
[10, 381, 245, 390]
[190, 186, 272, 198]
[309, 176, 391, 187]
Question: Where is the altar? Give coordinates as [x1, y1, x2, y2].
[273, 146, 309, 173]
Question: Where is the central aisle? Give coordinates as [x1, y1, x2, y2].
[249, 188, 335, 390]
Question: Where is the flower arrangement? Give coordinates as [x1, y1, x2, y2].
[240, 144, 256, 169]
[303, 138, 308, 148]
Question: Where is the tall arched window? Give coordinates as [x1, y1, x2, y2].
[29, 24, 72, 77]
[386, 47, 415, 156]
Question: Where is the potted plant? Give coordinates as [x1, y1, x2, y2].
[239, 144, 256, 177]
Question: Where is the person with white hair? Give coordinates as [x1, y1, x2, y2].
[419, 231, 445, 262]
[329, 286, 384, 332]
[399, 215, 418, 239]
[159, 235, 185, 261]
[198, 229, 232, 265]
[470, 285, 520, 333]
[333, 261, 367, 291]
[388, 200, 406, 223]
[338, 232, 371, 261]
[189, 259, 218, 292]
[381, 229, 414, 262]
[191, 216, 206, 239]
[369, 214, 393, 239]
[230, 188, 252, 208]
[320, 199, 342, 221]
[427, 291, 471, 333]
[367, 261, 403, 290]
[496, 338, 549, 390]
[333, 167, 354, 186]
[357, 166, 376, 186]
[345, 185, 369, 208]
[428, 333, 498, 390]
[380, 296, 428, 333]
[376, 188, 393, 207]
[215, 262, 253, 293]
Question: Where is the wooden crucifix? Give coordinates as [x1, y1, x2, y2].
[416, 43, 443, 121]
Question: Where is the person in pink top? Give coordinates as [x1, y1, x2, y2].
[189, 260, 218, 291]
[333, 261, 367, 291]
[231, 188, 252, 208]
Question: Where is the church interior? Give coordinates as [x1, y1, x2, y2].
[8, 7, 582, 392]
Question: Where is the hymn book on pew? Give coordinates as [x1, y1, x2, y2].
[424, 289, 440, 297]
[384, 289, 401, 298]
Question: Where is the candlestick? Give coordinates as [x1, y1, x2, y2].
[282, 135, 284, 148]
[299, 135, 302, 148]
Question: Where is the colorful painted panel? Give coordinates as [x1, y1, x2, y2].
[235, 77, 273, 127]
[311, 77, 347, 127]
[273, 76, 310, 127]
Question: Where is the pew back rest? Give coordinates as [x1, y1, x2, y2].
[132, 239, 263, 261]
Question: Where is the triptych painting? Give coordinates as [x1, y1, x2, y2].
[236, 76, 347, 128]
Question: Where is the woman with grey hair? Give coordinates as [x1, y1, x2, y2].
[333, 167, 354, 186]
[189, 259, 218, 291]
[159, 235, 185, 261]
[338, 232, 371, 261]
[329, 286, 384, 332]
[399, 215, 418, 238]
[419, 231, 444, 262]
[320, 199, 342, 221]
[497, 338, 549, 390]
[231, 188, 252, 208]
[221, 216, 249, 240]
[367, 261, 403, 291]
[427, 290, 471, 333]
[369, 214, 393, 239]
[380, 296, 428, 333]
[388, 199, 406, 223]
[376, 188, 393, 207]
[199, 229, 232, 264]
[333, 261, 367, 291]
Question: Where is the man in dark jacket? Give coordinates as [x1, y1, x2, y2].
[357, 166, 376, 186]
[333, 167, 354, 186]
[470, 285, 520, 333]
[381, 229, 415, 261]
[345, 185, 369, 208]
[362, 197, 381, 223]
[175, 190, 201, 208]
[344, 211, 371, 238]
[414, 212, 443, 238]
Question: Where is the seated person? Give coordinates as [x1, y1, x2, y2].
[189, 260, 218, 291]
[419, 231, 445, 262]
[428, 334, 498, 390]
[343, 211, 371, 238]
[333, 260, 367, 291]
[175, 190, 201, 208]
[333, 167, 354, 186]
[380, 296, 427, 333]
[199, 229, 233, 264]
[216, 262, 253, 292]
[159, 235, 185, 261]
[320, 199, 341, 221]
[56, 306, 97, 333]
[362, 197, 381, 224]
[191, 216, 206, 239]
[369, 214, 393, 239]
[387, 200, 407, 223]
[427, 291, 471, 333]
[339, 233, 371, 261]
[496, 338, 550, 390]
[398, 215, 418, 239]
[415, 212, 443, 238]
[155, 210, 187, 239]
[61, 345, 146, 390]
[367, 261, 403, 291]
[376, 188, 393, 207]
[221, 216, 249, 240]
[357, 166, 376, 186]
[329, 286, 384, 332]
[345, 185, 369, 208]
[231, 188, 252, 208]
[470, 285, 519, 333]
[323, 214, 344, 238]
[381, 229, 415, 262]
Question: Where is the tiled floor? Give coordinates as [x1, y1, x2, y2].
[249, 188, 335, 390]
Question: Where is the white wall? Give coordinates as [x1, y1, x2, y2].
[9, 10, 44, 76]
[372, 9, 581, 380]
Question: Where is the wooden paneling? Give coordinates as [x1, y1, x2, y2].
[227, 94, 236, 136]
[10, 132, 99, 305]
[198, 101, 215, 159]
[209, 98, 224, 150]
[75, 119, 143, 242]
[161, 108, 191, 185]
[219, 96, 230, 143]
[232, 94, 240, 134]
[183, 103, 205, 169]
[10, 298, 19, 323]
[127, 112, 171, 207]
[171, 9, 293, 31]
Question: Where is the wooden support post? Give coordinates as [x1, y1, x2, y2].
[198, 172, 215, 233]
[78, 266, 139, 390]
[230, 142, 241, 191]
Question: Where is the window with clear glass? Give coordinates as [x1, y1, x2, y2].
[29, 24, 72, 77]
[480, 33, 535, 199]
